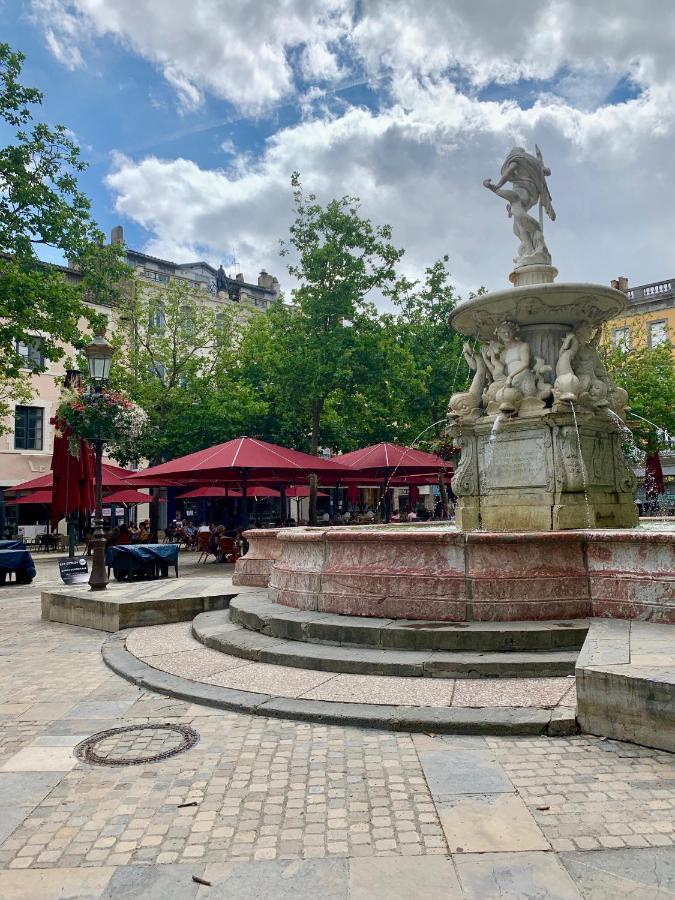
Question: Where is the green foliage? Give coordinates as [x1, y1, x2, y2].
[110, 277, 265, 464]
[0, 42, 128, 429]
[601, 330, 675, 452]
[277, 172, 406, 453]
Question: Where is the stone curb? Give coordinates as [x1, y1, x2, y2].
[101, 632, 578, 736]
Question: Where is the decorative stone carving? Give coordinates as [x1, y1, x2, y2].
[553, 331, 582, 404]
[447, 343, 487, 423]
[492, 321, 537, 415]
[552, 325, 628, 417]
[481, 340, 506, 415]
[483, 145, 555, 269]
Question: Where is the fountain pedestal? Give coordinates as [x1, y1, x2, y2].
[450, 412, 638, 532]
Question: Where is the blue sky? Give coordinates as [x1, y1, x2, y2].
[2, 1, 674, 296]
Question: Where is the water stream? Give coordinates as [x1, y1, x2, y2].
[569, 402, 593, 528]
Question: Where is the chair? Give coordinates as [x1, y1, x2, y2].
[196, 532, 215, 563]
[217, 536, 238, 563]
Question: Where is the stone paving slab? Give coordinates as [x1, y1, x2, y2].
[454, 851, 582, 899]
[418, 749, 514, 797]
[437, 794, 551, 853]
[559, 847, 675, 897]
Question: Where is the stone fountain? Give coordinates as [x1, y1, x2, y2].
[447, 145, 638, 531]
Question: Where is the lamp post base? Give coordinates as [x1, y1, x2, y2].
[89, 519, 108, 591]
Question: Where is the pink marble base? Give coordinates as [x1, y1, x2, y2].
[232, 528, 285, 587]
[256, 526, 674, 623]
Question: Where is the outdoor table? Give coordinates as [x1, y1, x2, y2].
[36, 534, 60, 552]
[0, 540, 25, 550]
[0, 549, 36, 585]
[105, 544, 179, 581]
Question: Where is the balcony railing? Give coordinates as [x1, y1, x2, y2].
[626, 280, 673, 301]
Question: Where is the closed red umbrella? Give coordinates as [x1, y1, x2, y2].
[50, 425, 95, 528]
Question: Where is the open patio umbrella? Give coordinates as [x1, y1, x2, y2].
[285, 486, 328, 498]
[130, 437, 351, 527]
[336, 442, 446, 523]
[13, 490, 53, 505]
[7, 463, 141, 496]
[177, 486, 228, 499]
[102, 490, 152, 505]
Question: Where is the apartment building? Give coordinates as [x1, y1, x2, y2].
[0, 227, 280, 500]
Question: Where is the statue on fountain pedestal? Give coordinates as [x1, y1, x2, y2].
[553, 324, 628, 417]
[483, 145, 556, 269]
[492, 321, 538, 415]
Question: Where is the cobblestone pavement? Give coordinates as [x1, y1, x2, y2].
[0, 556, 673, 898]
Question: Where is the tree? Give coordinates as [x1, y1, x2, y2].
[110, 276, 264, 465]
[0, 42, 125, 423]
[277, 173, 405, 521]
[600, 323, 675, 453]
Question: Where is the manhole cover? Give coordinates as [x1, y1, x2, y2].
[74, 723, 199, 766]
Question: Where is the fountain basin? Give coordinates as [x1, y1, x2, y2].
[238, 526, 675, 623]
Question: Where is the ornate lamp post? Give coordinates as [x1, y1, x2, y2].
[83, 331, 114, 591]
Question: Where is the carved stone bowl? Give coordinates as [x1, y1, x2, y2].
[450, 282, 627, 341]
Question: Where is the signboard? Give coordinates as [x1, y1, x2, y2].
[59, 557, 89, 585]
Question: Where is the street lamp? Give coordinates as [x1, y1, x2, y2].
[83, 329, 114, 591]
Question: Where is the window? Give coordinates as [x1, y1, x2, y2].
[648, 320, 668, 348]
[14, 406, 44, 450]
[16, 338, 45, 369]
[150, 304, 166, 330]
[151, 361, 166, 381]
[612, 326, 631, 349]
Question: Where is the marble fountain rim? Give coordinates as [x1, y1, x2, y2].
[254, 526, 675, 544]
[449, 280, 627, 340]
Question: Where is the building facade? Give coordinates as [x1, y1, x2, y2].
[608, 276, 674, 351]
[0, 227, 280, 508]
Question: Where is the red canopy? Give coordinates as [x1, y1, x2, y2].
[177, 486, 228, 499]
[130, 437, 351, 485]
[286, 485, 328, 498]
[103, 490, 152, 505]
[13, 490, 53, 505]
[8, 462, 139, 495]
[230, 487, 281, 498]
[336, 442, 446, 477]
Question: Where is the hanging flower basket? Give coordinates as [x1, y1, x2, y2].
[55, 388, 147, 458]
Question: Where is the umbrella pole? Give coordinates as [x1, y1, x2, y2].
[383, 473, 392, 524]
[241, 469, 249, 530]
[279, 486, 287, 525]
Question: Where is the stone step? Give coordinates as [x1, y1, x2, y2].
[193, 610, 579, 678]
[229, 594, 589, 652]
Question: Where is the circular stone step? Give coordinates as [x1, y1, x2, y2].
[192, 610, 579, 678]
[229, 594, 589, 652]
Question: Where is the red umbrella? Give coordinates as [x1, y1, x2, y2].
[177, 486, 228, 499]
[346, 484, 361, 505]
[336, 442, 446, 522]
[7, 463, 141, 495]
[286, 486, 328, 498]
[231, 487, 281, 498]
[13, 490, 53, 505]
[130, 437, 351, 527]
[102, 490, 152, 505]
[50, 425, 95, 528]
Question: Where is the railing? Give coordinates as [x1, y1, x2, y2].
[626, 280, 673, 301]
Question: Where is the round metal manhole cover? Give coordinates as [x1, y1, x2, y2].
[74, 723, 199, 766]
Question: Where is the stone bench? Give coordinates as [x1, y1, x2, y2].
[576, 618, 675, 753]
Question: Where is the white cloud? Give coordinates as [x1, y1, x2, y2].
[32, 0, 354, 112]
[30, 0, 675, 296]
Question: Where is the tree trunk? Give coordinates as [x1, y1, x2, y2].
[308, 399, 324, 526]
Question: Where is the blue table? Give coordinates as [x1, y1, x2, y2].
[0, 540, 25, 550]
[0, 549, 36, 585]
[105, 544, 179, 581]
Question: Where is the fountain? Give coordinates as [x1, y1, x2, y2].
[448, 145, 637, 531]
[232, 146, 672, 625]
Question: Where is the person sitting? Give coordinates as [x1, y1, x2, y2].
[183, 521, 197, 549]
[129, 524, 140, 542]
[115, 524, 132, 545]
[138, 521, 151, 543]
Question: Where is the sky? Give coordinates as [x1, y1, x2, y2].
[2, 0, 675, 301]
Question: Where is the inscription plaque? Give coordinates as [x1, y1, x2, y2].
[480, 435, 549, 490]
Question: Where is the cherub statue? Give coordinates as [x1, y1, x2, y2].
[483, 145, 556, 268]
[493, 321, 537, 415]
[481, 340, 507, 415]
[448, 342, 488, 423]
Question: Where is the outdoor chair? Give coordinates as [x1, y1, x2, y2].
[197, 532, 216, 563]
[217, 536, 239, 564]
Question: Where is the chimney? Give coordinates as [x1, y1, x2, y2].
[618, 276, 629, 291]
[258, 270, 274, 289]
[111, 225, 124, 245]
[610, 279, 619, 290]
[235, 273, 245, 283]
